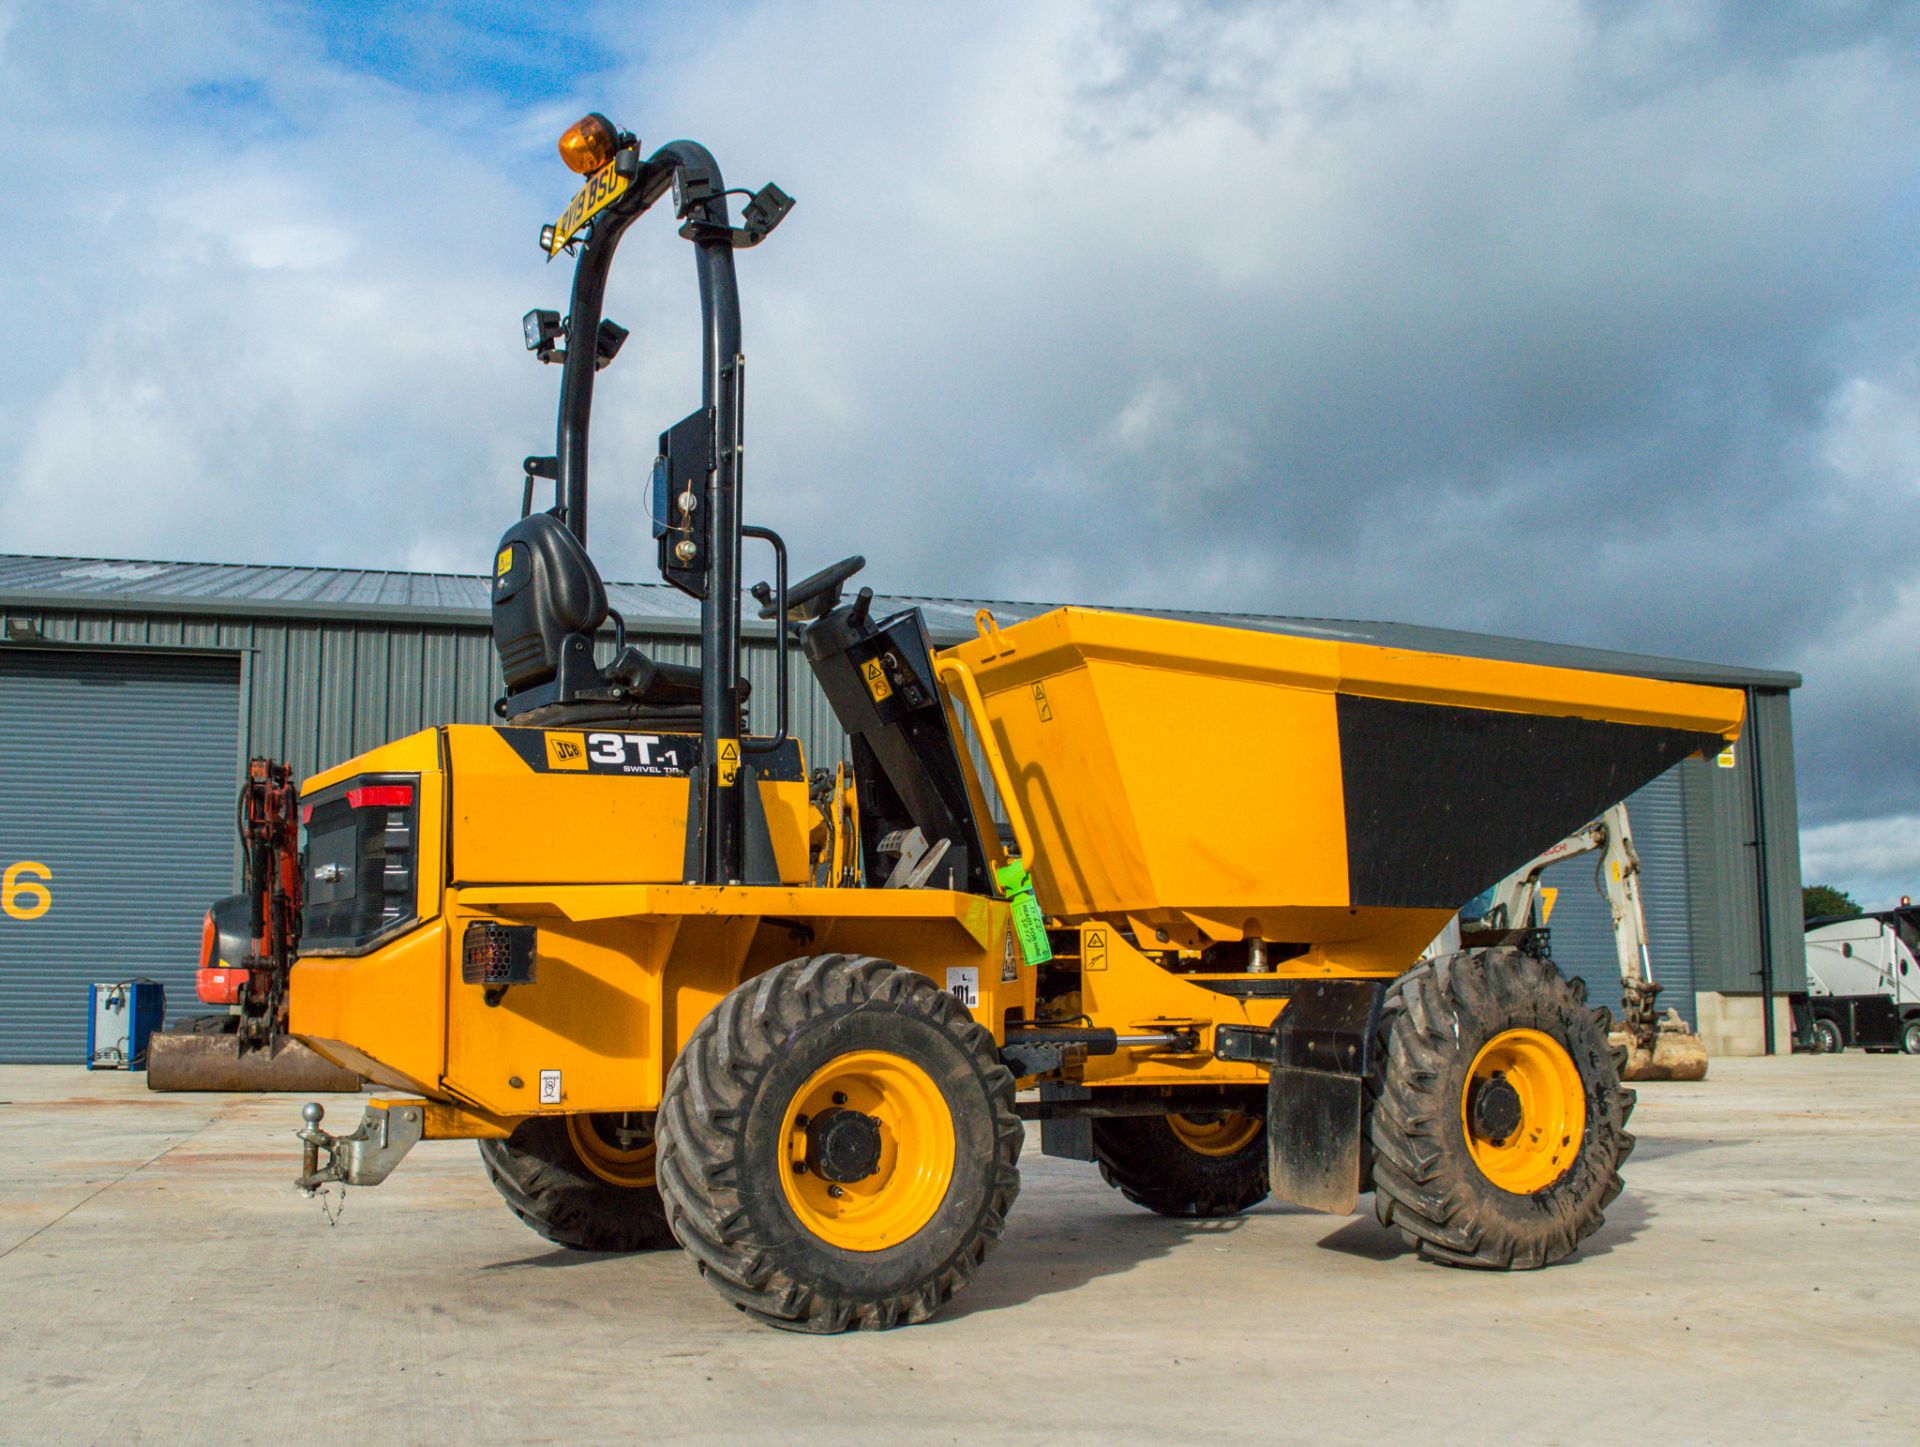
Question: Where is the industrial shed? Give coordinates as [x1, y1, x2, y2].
[0, 553, 1803, 1063]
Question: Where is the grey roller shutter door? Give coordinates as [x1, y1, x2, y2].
[1536, 765, 1696, 1027]
[0, 650, 239, 1062]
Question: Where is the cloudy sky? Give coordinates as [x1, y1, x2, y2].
[1, 0, 1916, 905]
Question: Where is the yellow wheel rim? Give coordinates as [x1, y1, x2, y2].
[1166, 1110, 1263, 1157]
[1461, 1028, 1586, 1194]
[567, 1113, 658, 1189]
[777, 1050, 956, 1253]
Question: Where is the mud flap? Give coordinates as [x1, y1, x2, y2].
[1038, 1081, 1095, 1161]
[1264, 980, 1385, 1215]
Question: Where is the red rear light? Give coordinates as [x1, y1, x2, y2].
[300, 804, 313, 825]
[345, 784, 414, 809]
[198, 909, 216, 970]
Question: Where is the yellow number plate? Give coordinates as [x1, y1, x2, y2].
[549, 161, 630, 256]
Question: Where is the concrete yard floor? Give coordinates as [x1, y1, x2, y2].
[0, 1057, 1915, 1445]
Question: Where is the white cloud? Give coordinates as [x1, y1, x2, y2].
[1, 0, 1919, 868]
[1801, 813, 1920, 911]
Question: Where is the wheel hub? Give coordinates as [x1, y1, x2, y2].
[777, 1049, 958, 1252]
[566, 1111, 658, 1189]
[1468, 1073, 1523, 1143]
[1460, 1028, 1587, 1194]
[1166, 1110, 1264, 1157]
[805, 1107, 884, 1183]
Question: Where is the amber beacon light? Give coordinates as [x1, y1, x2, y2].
[558, 113, 619, 174]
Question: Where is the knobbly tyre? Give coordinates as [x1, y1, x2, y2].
[285, 114, 1745, 1331]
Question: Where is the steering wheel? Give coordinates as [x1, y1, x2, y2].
[756, 554, 865, 621]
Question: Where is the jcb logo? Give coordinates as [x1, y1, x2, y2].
[2, 861, 51, 921]
[544, 732, 589, 771]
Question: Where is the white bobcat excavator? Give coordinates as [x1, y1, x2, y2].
[1462, 802, 1709, 1082]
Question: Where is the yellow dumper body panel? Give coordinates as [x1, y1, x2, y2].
[434, 885, 1024, 1116]
[290, 726, 1033, 1116]
[291, 921, 449, 1095]
[295, 882, 1027, 1117]
[444, 724, 812, 886]
[945, 607, 1744, 957]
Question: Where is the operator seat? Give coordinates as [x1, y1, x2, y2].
[489, 512, 744, 727]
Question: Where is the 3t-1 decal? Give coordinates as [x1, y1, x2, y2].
[495, 728, 805, 782]
[584, 731, 692, 773]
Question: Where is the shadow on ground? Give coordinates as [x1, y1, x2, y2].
[940, 1209, 1248, 1321]
[1626, 1135, 1750, 1163]
[480, 1246, 646, 1272]
[1314, 1187, 1652, 1263]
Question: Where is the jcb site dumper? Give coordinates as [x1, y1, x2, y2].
[286, 117, 1745, 1331]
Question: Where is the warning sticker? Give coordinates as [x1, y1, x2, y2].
[946, 966, 980, 1010]
[496, 547, 513, 577]
[1716, 746, 1737, 769]
[539, 1069, 562, 1105]
[1083, 927, 1108, 972]
[716, 738, 740, 788]
[1032, 681, 1053, 722]
[862, 657, 893, 703]
[1002, 931, 1018, 982]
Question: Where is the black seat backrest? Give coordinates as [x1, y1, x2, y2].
[491, 513, 608, 691]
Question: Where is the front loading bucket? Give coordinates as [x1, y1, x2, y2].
[943, 608, 1742, 963]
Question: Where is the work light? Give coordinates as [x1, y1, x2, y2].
[523, 309, 563, 352]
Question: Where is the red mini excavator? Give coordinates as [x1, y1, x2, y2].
[147, 758, 360, 1092]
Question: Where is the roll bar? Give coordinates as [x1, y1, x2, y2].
[547, 139, 755, 884]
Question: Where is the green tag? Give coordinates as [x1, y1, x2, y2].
[995, 860, 1053, 965]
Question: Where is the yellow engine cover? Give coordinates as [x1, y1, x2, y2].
[442, 725, 812, 886]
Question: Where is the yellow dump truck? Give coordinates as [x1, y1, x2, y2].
[287, 117, 1744, 1332]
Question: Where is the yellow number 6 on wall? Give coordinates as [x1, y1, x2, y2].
[2, 862, 52, 920]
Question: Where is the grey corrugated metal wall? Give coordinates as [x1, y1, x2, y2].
[1683, 689, 1805, 998]
[1537, 766, 1695, 1026]
[0, 610, 848, 794]
[0, 650, 240, 1061]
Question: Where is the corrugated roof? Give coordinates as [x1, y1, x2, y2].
[0, 552, 1801, 689]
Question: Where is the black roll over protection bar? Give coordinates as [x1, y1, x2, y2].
[539, 133, 792, 886]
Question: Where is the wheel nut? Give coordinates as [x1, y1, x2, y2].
[827, 1185, 844, 1199]
[795, 1114, 809, 1129]
[832, 1091, 848, 1105]
[792, 1160, 807, 1175]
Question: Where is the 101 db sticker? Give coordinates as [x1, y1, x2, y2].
[946, 967, 979, 1009]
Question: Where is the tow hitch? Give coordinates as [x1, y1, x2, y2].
[295, 1100, 424, 1193]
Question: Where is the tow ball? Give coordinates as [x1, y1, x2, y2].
[295, 1100, 425, 1193]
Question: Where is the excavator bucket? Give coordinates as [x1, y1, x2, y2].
[147, 1020, 362, 1093]
[1614, 1012, 1710, 1082]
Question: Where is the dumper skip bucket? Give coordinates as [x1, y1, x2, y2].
[941, 608, 1741, 965]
